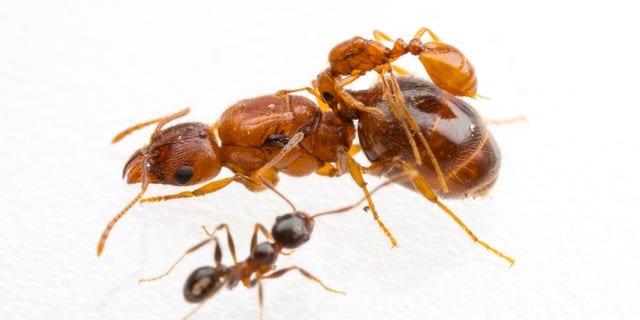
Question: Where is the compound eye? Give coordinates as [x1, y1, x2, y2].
[173, 166, 194, 185]
[322, 92, 334, 102]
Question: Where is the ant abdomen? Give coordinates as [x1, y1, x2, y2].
[184, 266, 221, 303]
[353, 76, 500, 198]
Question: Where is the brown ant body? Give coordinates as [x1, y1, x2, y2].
[139, 177, 406, 319]
[347, 75, 513, 265]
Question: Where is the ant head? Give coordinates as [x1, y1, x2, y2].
[315, 70, 359, 120]
[123, 122, 222, 186]
[183, 266, 224, 303]
[271, 212, 314, 249]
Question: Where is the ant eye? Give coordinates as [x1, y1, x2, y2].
[174, 166, 194, 185]
[322, 92, 334, 102]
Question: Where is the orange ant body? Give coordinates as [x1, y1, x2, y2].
[139, 176, 407, 319]
[98, 94, 392, 256]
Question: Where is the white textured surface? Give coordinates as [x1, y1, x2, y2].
[2, 1, 639, 319]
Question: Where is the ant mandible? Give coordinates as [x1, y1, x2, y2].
[138, 176, 409, 320]
[279, 27, 480, 195]
[97, 94, 396, 256]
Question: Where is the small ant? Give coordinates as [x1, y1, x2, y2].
[138, 176, 408, 319]
[98, 94, 396, 256]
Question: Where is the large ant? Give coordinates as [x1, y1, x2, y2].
[138, 176, 408, 319]
[97, 94, 395, 256]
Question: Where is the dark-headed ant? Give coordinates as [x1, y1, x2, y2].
[97, 94, 395, 256]
[138, 176, 408, 319]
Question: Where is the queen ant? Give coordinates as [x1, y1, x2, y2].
[138, 176, 408, 320]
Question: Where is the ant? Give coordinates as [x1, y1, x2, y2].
[97, 94, 396, 256]
[138, 175, 409, 320]
[279, 27, 481, 196]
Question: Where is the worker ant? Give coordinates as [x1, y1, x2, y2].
[138, 176, 408, 319]
[97, 94, 395, 256]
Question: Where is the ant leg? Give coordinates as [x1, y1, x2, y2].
[312, 173, 412, 219]
[139, 173, 250, 203]
[315, 145, 361, 177]
[276, 85, 332, 112]
[373, 29, 393, 42]
[139, 236, 219, 283]
[201, 224, 238, 265]
[258, 279, 265, 320]
[261, 265, 345, 295]
[386, 70, 449, 192]
[250, 223, 273, 252]
[337, 150, 398, 248]
[375, 70, 421, 166]
[484, 116, 527, 126]
[410, 27, 439, 42]
[391, 64, 412, 76]
[112, 107, 190, 143]
[399, 161, 515, 266]
[335, 75, 385, 117]
[276, 86, 322, 100]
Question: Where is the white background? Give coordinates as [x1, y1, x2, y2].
[2, 1, 639, 319]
